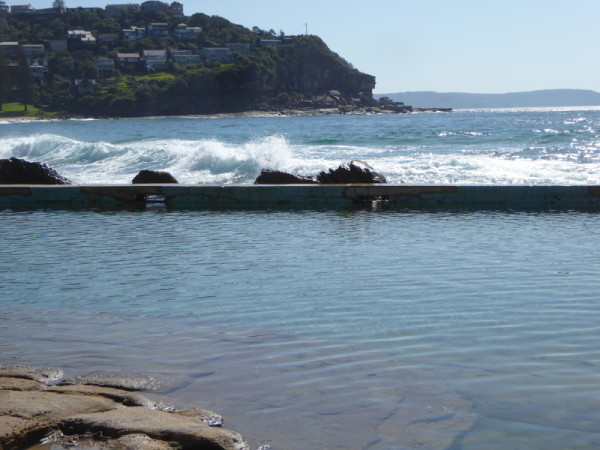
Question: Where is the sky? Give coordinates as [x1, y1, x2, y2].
[18, 0, 600, 94]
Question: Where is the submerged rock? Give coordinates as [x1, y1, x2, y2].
[0, 157, 72, 185]
[317, 160, 387, 184]
[132, 170, 178, 184]
[0, 366, 247, 450]
[254, 169, 318, 184]
[63, 371, 164, 392]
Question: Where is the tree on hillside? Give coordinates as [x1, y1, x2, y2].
[53, 0, 65, 9]
[17, 49, 34, 111]
[0, 50, 8, 111]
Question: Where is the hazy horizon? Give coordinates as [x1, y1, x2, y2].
[374, 89, 600, 109]
[374, 88, 600, 95]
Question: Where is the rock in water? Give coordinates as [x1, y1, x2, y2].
[132, 170, 178, 184]
[317, 160, 387, 184]
[254, 169, 318, 184]
[0, 158, 72, 185]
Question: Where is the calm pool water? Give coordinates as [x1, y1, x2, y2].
[2, 207, 600, 448]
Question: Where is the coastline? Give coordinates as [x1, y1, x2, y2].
[1, 104, 452, 123]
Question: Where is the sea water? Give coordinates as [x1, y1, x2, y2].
[2, 108, 600, 449]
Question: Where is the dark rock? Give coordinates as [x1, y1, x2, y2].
[132, 170, 178, 184]
[0, 158, 72, 185]
[317, 160, 387, 184]
[254, 169, 318, 185]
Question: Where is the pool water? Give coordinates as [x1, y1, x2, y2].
[2, 208, 600, 448]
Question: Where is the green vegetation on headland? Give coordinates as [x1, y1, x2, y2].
[0, 4, 404, 118]
[0, 102, 40, 116]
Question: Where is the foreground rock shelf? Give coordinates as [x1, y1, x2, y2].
[1, 184, 600, 211]
[0, 366, 247, 450]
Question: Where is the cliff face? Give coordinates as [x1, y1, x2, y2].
[62, 36, 378, 117]
[273, 36, 375, 97]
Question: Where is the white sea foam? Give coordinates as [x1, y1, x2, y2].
[0, 134, 330, 184]
[2, 111, 600, 185]
[381, 151, 600, 185]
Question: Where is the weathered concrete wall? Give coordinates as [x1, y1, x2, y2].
[1, 184, 599, 211]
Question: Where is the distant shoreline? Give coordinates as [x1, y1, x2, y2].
[375, 89, 600, 110]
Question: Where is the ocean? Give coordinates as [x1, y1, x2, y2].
[2, 107, 600, 449]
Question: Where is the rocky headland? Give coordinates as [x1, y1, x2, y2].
[252, 92, 451, 116]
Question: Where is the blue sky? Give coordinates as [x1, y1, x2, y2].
[19, 0, 600, 94]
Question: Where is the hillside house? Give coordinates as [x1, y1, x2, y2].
[260, 39, 282, 47]
[117, 52, 141, 68]
[169, 1, 183, 17]
[142, 49, 167, 71]
[67, 30, 96, 49]
[227, 43, 250, 54]
[0, 41, 19, 59]
[200, 47, 232, 63]
[147, 23, 169, 38]
[94, 57, 115, 77]
[174, 23, 201, 40]
[140, 0, 183, 16]
[50, 39, 68, 52]
[67, 7, 103, 13]
[10, 3, 34, 15]
[170, 49, 201, 65]
[123, 26, 145, 41]
[105, 3, 140, 17]
[98, 34, 118, 46]
[35, 7, 64, 19]
[22, 44, 44, 58]
[28, 59, 48, 79]
[140, 0, 168, 13]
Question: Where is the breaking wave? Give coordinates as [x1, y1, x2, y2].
[1, 109, 600, 185]
[0, 134, 336, 184]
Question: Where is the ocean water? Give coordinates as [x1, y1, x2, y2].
[1, 106, 600, 186]
[2, 108, 600, 449]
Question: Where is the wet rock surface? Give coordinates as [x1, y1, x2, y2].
[317, 160, 387, 184]
[254, 169, 318, 185]
[255, 160, 387, 185]
[0, 366, 247, 450]
[0, 157, 73, 185]
[131, 170, 179, 184]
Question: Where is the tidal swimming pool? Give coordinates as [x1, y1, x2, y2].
[2, 208, 600, 449]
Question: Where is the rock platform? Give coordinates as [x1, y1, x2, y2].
[0, 366, 247, 450]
